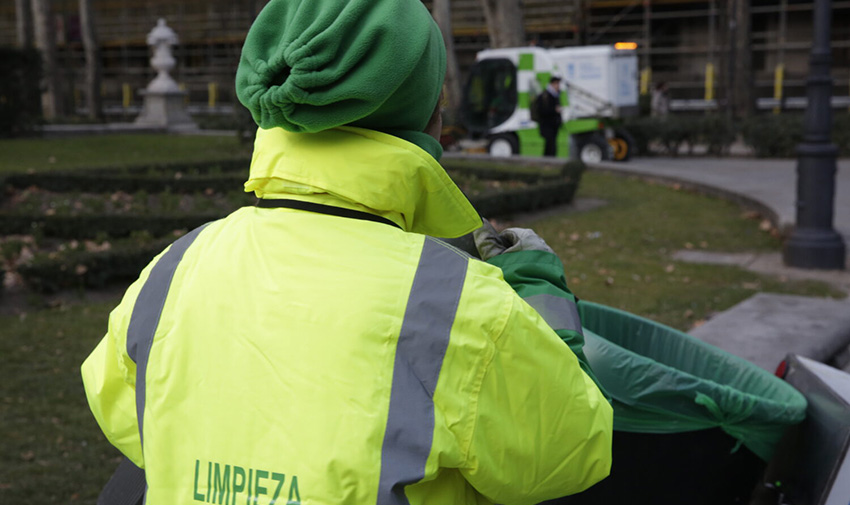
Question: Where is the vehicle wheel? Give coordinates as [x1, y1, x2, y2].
[576, 134, 611, 163]
[610, 128, 637, 161]
[487, 133, 518, 157]
[608, 138, 629, 161]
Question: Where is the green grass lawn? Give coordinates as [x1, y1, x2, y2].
[524, 171, 845, 330]
[1, 156, 845, 503]
[0, 134, 250, 174]
[2, 300, 120, 503]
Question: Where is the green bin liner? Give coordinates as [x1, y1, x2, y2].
[578, 301, 807, 461]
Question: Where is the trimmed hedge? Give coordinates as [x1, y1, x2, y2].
[5, 156, 579, 193]
[442, 155, 584, 183]
[4, 158, 250, 192]
[740, 114, 804, 158]
[623, 115, 736, 156]
[4, 172, 247, 194]
[73, 158, 250, 176]
[625, 113, 850, 158]
[740, 113, 850, 158]
[17, 239, 174, 294]
[15, 177, 582, 293]
[471, 178, 580, 218]
[8, 158, 586, 293]
[0, 214, 221, 239]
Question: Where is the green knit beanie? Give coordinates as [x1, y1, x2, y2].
[236, 0, 446, 157]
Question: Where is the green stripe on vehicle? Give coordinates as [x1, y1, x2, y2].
[563, 118, 600, 135]
[518, 53, 534, 71]
[518, 91, 531, 109]
[536, 72, 551, 90]
[518, 128, 571, 158]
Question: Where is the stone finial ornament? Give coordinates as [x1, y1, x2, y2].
[145, 19, 181, 93]
[134, 18, 197, 129]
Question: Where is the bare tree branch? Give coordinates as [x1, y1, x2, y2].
[14, 0, 34, 47]
[31, 0, 65, 118]
[431, 0, 462, 123]
[79, 0, 103, 119]
[480, 0, 525, 48]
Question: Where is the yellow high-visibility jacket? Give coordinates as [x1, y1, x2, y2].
[82, 126, 612, 505]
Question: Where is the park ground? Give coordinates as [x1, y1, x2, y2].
[0, 133, 845, 503]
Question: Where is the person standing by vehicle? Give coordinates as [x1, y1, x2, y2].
[651, 81, 670, 117]
[81, 1, 612, 504]
[538, 76, 564, 156]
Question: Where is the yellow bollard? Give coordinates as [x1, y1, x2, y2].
[640, 68, 651, 95]
[704, 63, 715, 102]
[208, 82, 218, 109]
[122, 83, 131, 108]
[774, 64, 784, 114]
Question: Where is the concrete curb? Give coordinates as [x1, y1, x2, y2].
[689, 293, 850, 372]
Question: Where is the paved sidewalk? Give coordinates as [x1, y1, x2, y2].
[591, 157, 850, 242]
[588, 156, 850, 371]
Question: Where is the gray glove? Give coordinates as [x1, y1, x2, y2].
[473, 219, 555, 261]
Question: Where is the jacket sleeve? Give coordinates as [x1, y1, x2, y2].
[81, 269, 152, 468]
[460, 287, 613, 504]
[486, 250, 608, 398]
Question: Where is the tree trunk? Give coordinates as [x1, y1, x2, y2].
[480, 0, 526, 48]
[79, 0, 103, 119]
[733, 0, 753, 118]
[31, 0, 65, 118]
[432, 0, 462, 124]
[15, 0, 34, 47]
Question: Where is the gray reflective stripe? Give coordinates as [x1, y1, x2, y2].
[126, 224, 209, 447]
[524, 293, 583, 335]
[376, 237, 468, 505]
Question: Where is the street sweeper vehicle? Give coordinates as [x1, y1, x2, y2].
[462, 44, 640, 162]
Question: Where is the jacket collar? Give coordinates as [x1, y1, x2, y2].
[245, 126, 482, 238]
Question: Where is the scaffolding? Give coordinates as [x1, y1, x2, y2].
[585, 0, 850, 110]
[2, 0, 848, 115]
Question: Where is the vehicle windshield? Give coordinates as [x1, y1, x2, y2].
[462, 58, 517, 132]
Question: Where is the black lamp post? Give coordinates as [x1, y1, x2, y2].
[783, 0, 846, 269]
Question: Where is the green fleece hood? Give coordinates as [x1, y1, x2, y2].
[235, 0, 446, 158]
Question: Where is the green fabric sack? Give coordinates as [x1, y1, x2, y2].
[578, 301, 807, 461]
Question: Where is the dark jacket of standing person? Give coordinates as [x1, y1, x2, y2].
[538, 77, 564, 156]
[80, 1, 612, 504]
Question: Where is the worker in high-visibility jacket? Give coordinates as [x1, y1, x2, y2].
[81, 0, 612, 504]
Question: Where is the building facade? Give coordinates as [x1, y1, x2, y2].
[2, 0, 848, 116]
